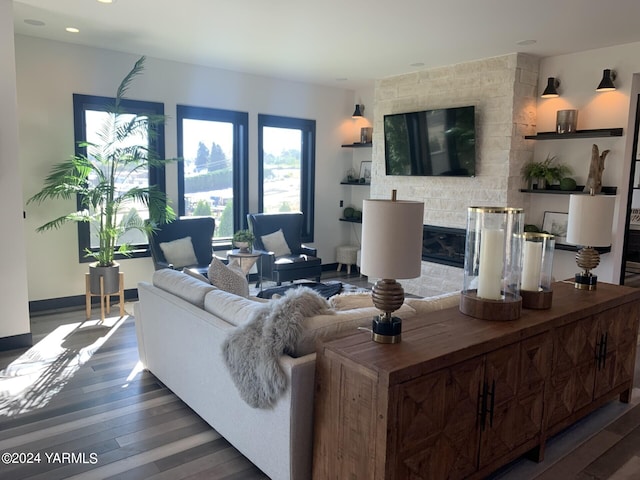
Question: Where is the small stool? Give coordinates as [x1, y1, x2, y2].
[336, 245, 359, 275]
[85, 272, 125, 322]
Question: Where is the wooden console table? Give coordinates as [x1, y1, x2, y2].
[312, 281, 640, 480]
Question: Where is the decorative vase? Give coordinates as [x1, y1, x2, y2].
[89, 262, 120, 295]
[234, 241, 250, 253]
[536, 177, 547, 190]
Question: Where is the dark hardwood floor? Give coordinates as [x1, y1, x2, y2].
[1, 270, 640, 479]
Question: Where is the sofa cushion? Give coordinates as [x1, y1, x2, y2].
[208, 256, 249, 297]
[159, 236, 198, 269]
[329, 292, 374, 310]
[261, 229, 292, 257]
[152, 268, 216, 308]
[404, 291, 461, 315]
[293, 302, 415, 357]
[204, 288, 265, 326]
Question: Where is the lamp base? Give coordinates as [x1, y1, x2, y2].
[575, 272, 598, 290]
[372, 316, 402, 344]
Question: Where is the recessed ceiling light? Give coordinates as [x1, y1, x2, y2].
[517, 39, 537, 46]
[410, 62, 425, 67]
[65, 27, 80, 33]
[24, 19, 45, 26]
[97, 0, 116, 3]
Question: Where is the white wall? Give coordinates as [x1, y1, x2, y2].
[0, 0, 30, 338]
[535, 41, 640, 284]
[16, 35, 361, 301]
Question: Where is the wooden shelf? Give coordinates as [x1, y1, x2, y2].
[340, 182, 370, 186]
[520, 185, 617, 195]
[524, 128, 623, 140]
[341, 142, 372, 148]
[339, 218, 362, 224]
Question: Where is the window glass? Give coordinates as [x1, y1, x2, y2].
[177, 106, 249, 239]
[262, 126, 302, 213]
[73, 94, 166, 262]
[258, 114, 315, 242]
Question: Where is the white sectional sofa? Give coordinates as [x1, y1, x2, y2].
[134, 269, 459, 480]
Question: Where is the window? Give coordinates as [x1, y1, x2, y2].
[73, 94, 167, 262]
[258, 114, 316, 242]
[177, 106, 249, 240]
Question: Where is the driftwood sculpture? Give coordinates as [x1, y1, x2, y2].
[583, 144, 610, 194]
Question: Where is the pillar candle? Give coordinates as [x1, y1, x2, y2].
[521, 241, 543, 291]
[477, 228, 504, 300]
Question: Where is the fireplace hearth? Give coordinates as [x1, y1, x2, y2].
[422, 225, 466, 268]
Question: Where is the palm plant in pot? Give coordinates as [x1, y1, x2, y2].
[28, 56, 176, 295]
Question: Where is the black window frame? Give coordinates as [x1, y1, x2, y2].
[258, 114, 316, 242]
[176, 105, 249, 235]
[72, 93, 167, 263]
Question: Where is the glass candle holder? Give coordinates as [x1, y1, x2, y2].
[520, 232, 555, 309]
[460, 206, 524, 321]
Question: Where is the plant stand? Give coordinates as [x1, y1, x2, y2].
[85, 272, 124, 322]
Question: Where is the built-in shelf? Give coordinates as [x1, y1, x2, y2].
[340, 182, 370, 186]
[341, 142, 372, 148]
[339, 218, 362, 224]
[524, 128, 623, 140]
[520, 185, 617, 195]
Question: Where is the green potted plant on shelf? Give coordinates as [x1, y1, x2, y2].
[232, 229, 255, 252]
[28, 56, 176, 295]
[521, 154, 572, 189]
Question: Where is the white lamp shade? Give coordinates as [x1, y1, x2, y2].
[566, 194, 615, 247]
[361, 199, 424, 279]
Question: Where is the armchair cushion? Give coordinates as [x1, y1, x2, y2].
[159, 236, 198, 269]
[261, 229, 292, 257]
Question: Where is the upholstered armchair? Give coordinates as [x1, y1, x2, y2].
[148, 217, 215, 277]
[247, 212, 322, 286]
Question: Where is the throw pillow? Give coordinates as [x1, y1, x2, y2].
[159, 236, 198, 269]
[208, 256, 249, 297]
[261, 229, 292, 257]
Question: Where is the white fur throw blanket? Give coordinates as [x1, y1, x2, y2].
[222, 287, 333, 409]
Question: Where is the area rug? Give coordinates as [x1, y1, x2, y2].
[257, 281, 343, 299]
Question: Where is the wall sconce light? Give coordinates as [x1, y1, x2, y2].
[541, 77, 560, 98]
[596, 69, 617, 92]
[361, 190, 424, 343]
[566, 192, 615, 290]
[352, 104, 363, 118]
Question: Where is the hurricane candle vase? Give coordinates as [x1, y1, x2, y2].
[460, 207, 524, 320]
[519, 232, 555, 309]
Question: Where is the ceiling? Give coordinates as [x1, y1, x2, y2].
[12, 0, 640, 89]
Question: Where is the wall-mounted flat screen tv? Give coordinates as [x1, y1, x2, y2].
[384, 105, 476, 177]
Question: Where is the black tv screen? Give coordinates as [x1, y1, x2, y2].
[384, 105, 476, 177]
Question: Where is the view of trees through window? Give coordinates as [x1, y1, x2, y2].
[181, 119, 234, 237]
[262, 126, 302, 213]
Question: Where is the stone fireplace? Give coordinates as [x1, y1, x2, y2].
[369, 52, 538, 297]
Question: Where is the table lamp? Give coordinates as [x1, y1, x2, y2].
[361, 190, 424, 344]
[566, 192, 615, 290]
